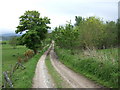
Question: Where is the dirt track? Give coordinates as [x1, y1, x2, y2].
[49, 41, 102, 88]
[32, 45, 54, 88]
[32, 41, 103, 88]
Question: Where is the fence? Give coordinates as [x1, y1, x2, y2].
[2, 62, 25, 88]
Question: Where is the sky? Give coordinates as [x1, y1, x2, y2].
[0, 0, 119, 34]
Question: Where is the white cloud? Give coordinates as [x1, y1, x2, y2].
[0, 0, 119, 34]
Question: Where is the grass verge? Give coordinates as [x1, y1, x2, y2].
[55, 46, 119, 88]
[45, 55, 63, 88]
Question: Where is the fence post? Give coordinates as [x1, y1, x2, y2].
[3, 72, 13, 88]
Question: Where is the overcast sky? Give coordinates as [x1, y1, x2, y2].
[0, 0, 119, 34]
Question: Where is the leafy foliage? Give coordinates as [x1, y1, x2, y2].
[52, 22, 79, 54]
[52, 16, 118, 50]
[15, 10, 51, 54]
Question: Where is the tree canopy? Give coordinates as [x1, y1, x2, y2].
[15, 10, 51, 54]
[52, 16, 118, 51]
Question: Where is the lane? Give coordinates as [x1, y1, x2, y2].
[50, 41, 102, 88]
[32, 45, 54, 88]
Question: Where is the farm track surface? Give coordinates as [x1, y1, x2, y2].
[49, 41, 103, 88]
[32, 45, 55, 88]
[32, 41, 104, 88]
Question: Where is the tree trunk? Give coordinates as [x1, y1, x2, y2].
[33, 49, 37, 54]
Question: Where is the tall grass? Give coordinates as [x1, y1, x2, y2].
[55, 46, 119, 88]
[82, 47, 118, 63]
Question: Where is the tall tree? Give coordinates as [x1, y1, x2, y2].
[52, 22, 79, 54]
[15, 10, 51, 54]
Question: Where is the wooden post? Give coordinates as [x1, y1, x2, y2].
[3, 72, 13, 88]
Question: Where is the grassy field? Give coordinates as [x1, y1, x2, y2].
[55, 46, 119, 88]
[2, 42, 49, 88]
[2, 44, 28, 71]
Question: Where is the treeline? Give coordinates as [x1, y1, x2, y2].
[52, 16, 119, 51]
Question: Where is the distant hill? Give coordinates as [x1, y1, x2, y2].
[1, 33, 22, 36]
[0, 30, 52, 41]
[0, 33, 22, 41]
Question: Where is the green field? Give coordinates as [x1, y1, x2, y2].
[2, 44, 28, 71]
[2, 43, 49, 88]
[55, 46, 119, 88]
